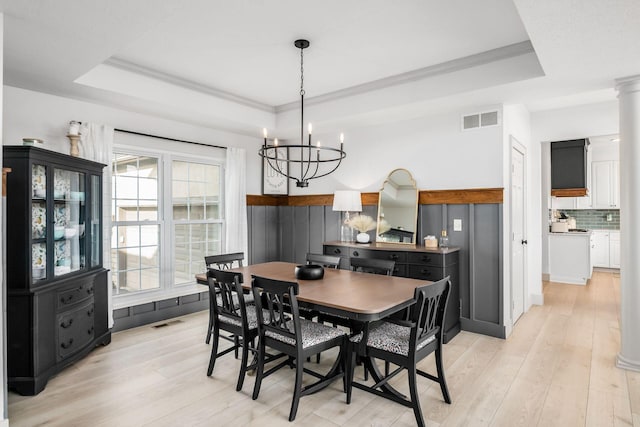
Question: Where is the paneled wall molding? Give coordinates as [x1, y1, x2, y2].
[247, 187, 503, 207]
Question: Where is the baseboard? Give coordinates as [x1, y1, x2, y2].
[460, 318, 506, 339]
[617, 353, 640, 372]
[112, 291, 208, 332]
[548, 275, 588, 286]
[542, 273, 550, 281]
[0, 417, 8, 427]
[530, 293, 544, 305]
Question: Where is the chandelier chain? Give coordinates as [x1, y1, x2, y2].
[300, 47, 305, 96]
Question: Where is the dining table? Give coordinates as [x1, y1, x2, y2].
[196, 261, 435, 402]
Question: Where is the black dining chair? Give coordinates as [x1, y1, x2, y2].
[306, 253, 341, 269]
[205, 269, 256, 391]
[350, 257, 395, 276]
[346, 276, 452, 427]
[204, 252, 250, 344]
[251, 275, 348, 422]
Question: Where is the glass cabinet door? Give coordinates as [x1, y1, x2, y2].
[90, 175, 101, 268]
[31, 164, 47, 283]
[53, 168, 86, 277]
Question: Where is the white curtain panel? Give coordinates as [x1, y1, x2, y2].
[224, 147, 248, 262]
[79, 123, 115, 327]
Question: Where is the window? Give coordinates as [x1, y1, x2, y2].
[172, 161, 222, 285]
[111, 154, 160, 295]
[111, 149, 224, 299]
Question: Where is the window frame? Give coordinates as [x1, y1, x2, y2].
[111, 143, 225, 306]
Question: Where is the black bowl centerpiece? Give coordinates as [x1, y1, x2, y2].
[294, 264, 324, 280]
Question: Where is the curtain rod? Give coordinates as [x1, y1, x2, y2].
[114, 128, 227, 150]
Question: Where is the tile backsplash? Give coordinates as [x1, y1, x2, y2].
[554, 209, 620, 230]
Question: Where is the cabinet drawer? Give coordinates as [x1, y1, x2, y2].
[57, 281, 95, 310]
[350, 248, 407, 263]
[57, 301, 95, 360]
[324, 245, 348, 257]
[407, 252, 452, 267]
[408, 265, 445, 281]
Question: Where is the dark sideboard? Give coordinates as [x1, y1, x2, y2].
[323, 241, 460, 343]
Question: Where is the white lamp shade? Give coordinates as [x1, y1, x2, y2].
[332, 190, 362, 212]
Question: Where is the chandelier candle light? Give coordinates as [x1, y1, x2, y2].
[259, 39, 346, 188]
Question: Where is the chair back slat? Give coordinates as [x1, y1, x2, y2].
[410, 276, 450, 349]
[350, 257, 395, 276]
[252, 275, 301, 347]
[208, 269, 246, 325]
[205, 252, 245, 271]
[306, 253, 340, 269]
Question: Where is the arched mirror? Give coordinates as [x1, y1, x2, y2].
[376, 169, 419, 244]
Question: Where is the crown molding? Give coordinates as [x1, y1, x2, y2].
[105, 57, 275, 113]
[275, 41, 535, 113]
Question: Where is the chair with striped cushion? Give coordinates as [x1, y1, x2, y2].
[346, 276, 452, 427]
[251, 275, 347, 422]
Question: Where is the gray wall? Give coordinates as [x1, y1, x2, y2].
[247, 202, 504, 338]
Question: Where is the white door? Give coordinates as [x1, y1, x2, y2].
[511, 142, 526, 323]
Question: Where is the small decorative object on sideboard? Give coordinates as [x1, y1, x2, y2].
[439, 230, 449, 248]
[68, 120, 80, 136]
[347, 214, 376, 244]
[424, 235, 438, 248]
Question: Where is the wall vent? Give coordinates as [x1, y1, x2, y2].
[462, 110, 499, 131]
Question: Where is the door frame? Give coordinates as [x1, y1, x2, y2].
[509, 136, 528, 324]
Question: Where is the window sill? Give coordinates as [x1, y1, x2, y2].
[113, 283, 208, 310]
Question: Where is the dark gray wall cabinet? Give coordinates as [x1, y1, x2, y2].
[551, 138, 589, 190]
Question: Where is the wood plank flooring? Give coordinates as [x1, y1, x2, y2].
[8, 271, 640, 426]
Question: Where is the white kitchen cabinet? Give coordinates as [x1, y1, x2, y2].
[549, 232, 593, 285]
[551, 196, 591, 210]
[592, 230, 610, 267]
[592, 161, 620, 208]
[610, 231, 620, 268]
[592, 230, 620, 269]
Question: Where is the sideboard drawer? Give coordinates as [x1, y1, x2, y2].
[324, 245, 347, 257]
[408, 265, 444, 281]
[56, 280, 95, 311]
[350, 248, 407, 263]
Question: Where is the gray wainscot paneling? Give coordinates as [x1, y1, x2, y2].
[247, 201, 505, 339]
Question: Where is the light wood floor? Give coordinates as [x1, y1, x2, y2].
[8, 271, 640, 426]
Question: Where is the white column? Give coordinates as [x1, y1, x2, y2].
[616, 75, 640, 372]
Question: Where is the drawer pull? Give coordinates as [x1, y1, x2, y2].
[421, 269, 432, 277]
[352, 251, 359, 257]
[61, 339, 74, 349]
[422, 256, 432, 263]
[86, 287, 94, 295]
[87, 326, 94, 335]
[87, 308, 94, 317]
[60, 319, 74, 329]
[333, 248, 341, 254]
[389, 254, 398, 260]
[60, 295, 74, 304]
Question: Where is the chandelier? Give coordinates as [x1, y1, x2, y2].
[259, 39, 346, 188]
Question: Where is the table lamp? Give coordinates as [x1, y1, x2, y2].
[332, 190, 362, 242]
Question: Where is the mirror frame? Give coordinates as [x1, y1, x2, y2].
[375, 168, 419, 244]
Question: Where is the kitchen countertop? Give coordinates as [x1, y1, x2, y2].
[548, 230, 593, 235]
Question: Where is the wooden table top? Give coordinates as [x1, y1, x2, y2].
[197, 261, 433, 321]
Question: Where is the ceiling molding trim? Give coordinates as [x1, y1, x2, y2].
[105, 57, 276, 113]
[275, 41, 537, 113]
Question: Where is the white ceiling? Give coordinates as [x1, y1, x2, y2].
[1, 0, 639, 136]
